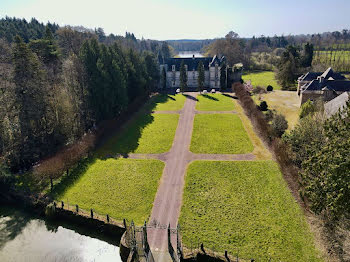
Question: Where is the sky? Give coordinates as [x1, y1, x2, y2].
[1, 0, 350, 40]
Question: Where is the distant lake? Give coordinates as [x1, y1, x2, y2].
[177, 51, 204, 58]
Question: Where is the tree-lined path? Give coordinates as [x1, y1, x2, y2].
[124, 92, 256, 261]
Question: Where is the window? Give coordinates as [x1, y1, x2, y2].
[172, 65, 175, 71]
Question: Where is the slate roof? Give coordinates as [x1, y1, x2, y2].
[303, 79, 350, 92]
[298, 67, 346, 82]
[324, 92, 349, 117]
[163, 56, 220, 71]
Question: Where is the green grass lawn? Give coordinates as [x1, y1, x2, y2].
[196, 94, 236, 111]
[97, 113, 179, 156]
[145, 94, 186, 111]
[190, 114, 254, 154]
[55, 158, 164, 225]
[242, 71, 282, 90]
[179, 161, 323, 261]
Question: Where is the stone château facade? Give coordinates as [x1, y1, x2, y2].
[160, 55, 225, 89]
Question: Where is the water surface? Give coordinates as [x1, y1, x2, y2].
[0, 205, 122, 262]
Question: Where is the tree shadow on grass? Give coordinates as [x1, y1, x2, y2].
[183, 94, 198, 101]
[144, 94, 178, 111]
[201, 94, 219, 101]
[51, 101, 158, 199]
[222, 93, 238, 99]
[51, 157, 94, 199]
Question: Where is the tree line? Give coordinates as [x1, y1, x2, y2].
[0, 20, 168, 174]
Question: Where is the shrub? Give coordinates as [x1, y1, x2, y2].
[271, 114, 288, 137]
[267, 85, 273, 92]
[259, 101, 268, 111]
[251, 86, 267, 95]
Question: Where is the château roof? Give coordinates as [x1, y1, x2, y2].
[303, 79, 350, 92]
[298, 67, 346, 82]
[163, 56, 223, 71]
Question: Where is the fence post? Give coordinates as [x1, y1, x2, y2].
[90, 209, 93, 219]
[61, 201, 64, 209]
[106, 214, 110, 223]
[76, 204, 79, 213]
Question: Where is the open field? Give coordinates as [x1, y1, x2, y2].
[190, 114, 254, 154]
[313, 50, 350, 72]
[55, 158, 164, 225]
[254, 90, 300, 130]
[179, 160, 322, 261]
[145, 94, 186, 111]
[97, 113, 179, 156]
[242, 71, 282, 90]
[196, 93, 236, 111]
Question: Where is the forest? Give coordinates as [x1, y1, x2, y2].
[0, 17, 172, 175]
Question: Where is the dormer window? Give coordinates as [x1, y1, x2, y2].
[172, 65, 175, 71]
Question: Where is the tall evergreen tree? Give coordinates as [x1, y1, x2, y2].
[161, 67, 167, 89]
[180, 60, 187, 93]
[220, 62, 227, 89]
[197, 61, 205, 92]
[10, 36, 49, 170]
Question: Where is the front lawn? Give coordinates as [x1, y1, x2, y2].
[242, 71, 282, 90]
[56, 158, 164, 225]
[196, 94, 236, 111]
[145, 94, 186, 111]
[190, 114, 253, 154]
[179, 161, 322, 261]
[97, 113, 179, 156]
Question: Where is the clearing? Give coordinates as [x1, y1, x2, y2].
[179, 160, 323, 261]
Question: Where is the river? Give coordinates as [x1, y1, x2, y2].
[177, 51, 204, 58]
[0, 205, 122, 262]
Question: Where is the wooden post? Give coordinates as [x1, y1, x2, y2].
[76, 205, 79, 213]
[61, 201, 64, 209]
[106, 214, 110, 223]
[225, 250, 229, 261]
[90, 209, 93, 219]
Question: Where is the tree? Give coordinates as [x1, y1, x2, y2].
[276, 46, 300, 89]
[9, 36, 50, 170]
[301, 42, 314, 68]
[161, 67, 166, 89]
[197, 61, 205, 92]
[300, 102, 350, 220]
[259, 101, 268, 111]
[179, 60, 187, 93]
[220, 62, 227, 89]
[271, 114, 288, 137]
